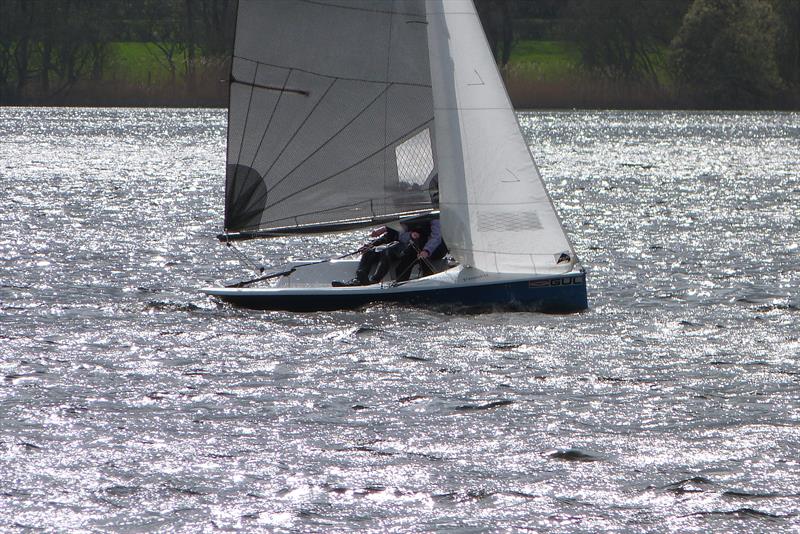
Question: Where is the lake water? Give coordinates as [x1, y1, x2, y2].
[1, 107, 798, 532]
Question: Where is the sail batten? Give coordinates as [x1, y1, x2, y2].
[230, 78, 311, 97]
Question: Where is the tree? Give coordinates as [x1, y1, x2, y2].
[0, 0, 122, 103]
[475, 0, 514, 67]
[10, 0, 35, 99]
[137, 0, 186, 86]
[512, 0, 567, 41]
[194, 0, 237, 57]
[0, 1, 25, 101]
[186, 0, 237, 88]
[670, 0, 784, 107]
[772, 0, 800, 88]
[134, 0, 234, 89]
[568, 0, 691, 84]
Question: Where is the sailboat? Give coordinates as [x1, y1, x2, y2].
[202, 0, 588, 313]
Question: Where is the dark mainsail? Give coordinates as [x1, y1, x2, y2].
[224, 0, 438, 238]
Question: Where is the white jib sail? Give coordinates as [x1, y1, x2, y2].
[425, 0, 576, 274]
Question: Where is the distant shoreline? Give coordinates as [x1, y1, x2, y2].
[2, 77, 798, 111]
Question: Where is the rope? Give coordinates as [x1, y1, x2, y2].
[225, 238, 265, 274]
[390, 242, 439, 286]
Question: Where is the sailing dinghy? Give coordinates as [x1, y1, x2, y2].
[203, 0, 587, 312]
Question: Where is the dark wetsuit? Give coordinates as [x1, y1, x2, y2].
[355, 220, 447, 284]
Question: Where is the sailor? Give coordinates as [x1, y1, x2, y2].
[332, 219, 446, 287]
[393, 218, 446, 281]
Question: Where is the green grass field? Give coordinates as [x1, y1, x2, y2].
[507, 40, 671, 85]
[7, 36, 796, 108]
[506, 40, 581, 79]
[58, 39, 678, 108]
[106, 42, 189, 84]
[104, 40, 582, 85]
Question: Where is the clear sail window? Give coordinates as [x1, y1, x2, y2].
[395, 128, 434, 187]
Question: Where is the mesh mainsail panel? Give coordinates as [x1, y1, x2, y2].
[395, 128, 435, 186]
[225, 0, 436, 235]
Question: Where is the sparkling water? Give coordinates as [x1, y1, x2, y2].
[1, 108, 798, 532]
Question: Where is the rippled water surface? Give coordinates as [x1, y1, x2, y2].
[1, 108, 798, 532]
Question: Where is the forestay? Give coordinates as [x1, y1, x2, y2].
[225, 0, 438, 237]
[426, 0, 576, 274]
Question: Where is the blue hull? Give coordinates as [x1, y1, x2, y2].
[210, 271, 587, 313]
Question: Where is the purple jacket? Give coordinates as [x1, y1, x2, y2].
[398, 219, 442, 255]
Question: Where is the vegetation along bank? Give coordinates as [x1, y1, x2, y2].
[1, 0, 798, 109]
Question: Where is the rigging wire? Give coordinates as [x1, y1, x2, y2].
[224, 237, 265, 274]
[390, 241, 440, 287]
